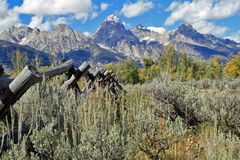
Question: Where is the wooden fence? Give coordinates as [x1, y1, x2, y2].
[0, 60, 123, 154]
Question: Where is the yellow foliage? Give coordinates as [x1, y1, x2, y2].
[139, 65, 160, 82]
[10, 50, 29, 77]
[224, 53, 240, 78]
[104, 63, 114, 71]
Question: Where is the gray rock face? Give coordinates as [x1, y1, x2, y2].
[0, 26, 35, 44]
[92, 15, 163, 59]
[0, 24, 125, 66]
[92, 15, 139, 48]
[132, 23, 240, 59]
[131, 25, 170, 45]
[0, 15, 240, 64]
[21, 24, 99, 55]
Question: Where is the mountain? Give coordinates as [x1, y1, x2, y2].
[132, 24, 240, 59]
[92, 15, 139, 48]
[0, 24, 125, 66]
[92, 14, 163, 59]
[131, 25, 170, 45]
[0, 26, 35, 44]
[0, 40, 50, 67]
[0, 15, 240, 67]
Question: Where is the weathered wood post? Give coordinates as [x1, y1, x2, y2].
[0, 66, 42, 120]
[60, 59, 82, 94]
[0, 59, 126, 156]
[0, 60, 74, 122]
[60, 62, 91, 92]
[83, 69, 100, 91]
[39, 60, 74, 79]
[0, 60, 74, 154]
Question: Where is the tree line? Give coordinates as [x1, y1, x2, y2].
[105, 45, 240, 84]
[3, 46, 240, 83]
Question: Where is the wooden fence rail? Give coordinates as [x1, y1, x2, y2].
[0, 59, 124, 155]
[0, 60, 74, 119]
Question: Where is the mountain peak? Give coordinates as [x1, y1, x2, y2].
[0, 25, 34, 44]
[105, 14, 122, 24]
[55, 24, 73, 32]
[175, 23, 199, 36]
[93, 14, 139, 48]
[178, 23, 196, 31]
[181, 23, 194, 28]
[136, 24, 145, 30]
[7, 25, 33, 32]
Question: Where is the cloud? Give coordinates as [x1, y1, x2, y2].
[15, 0, 95, 21]
[147, 26, 166, 34]
[100, 3, 109, 11]
[193, 21, 228, 35]
[91, 12, 98, 19]
[0, 0, 20, 33]
[28, 15, 49, 30]
[165, 0, 240, 35]
[227, 31, 240, 42]
[121, 0, 153, 18]
[28, 15, 68, 31]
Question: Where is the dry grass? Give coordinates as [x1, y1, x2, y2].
[1, 75, 240, 159]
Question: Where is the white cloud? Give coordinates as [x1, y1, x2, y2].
[53, 17, 68, 26]
[28, 15, 68, 31]
[165, 1, 181, 12]
[165, 0, 240, 35]
[91, 12, 98, 19]
[29, 15, 48, 30]
[121, 0, 153, 18]
[227, 31, 240, 42]
[15, 0, 95, 21]
[193, 21, 228, 35]
[147, 26, 166, 34]
[100, 3, 109, 11]
[0, 0, 20, 33]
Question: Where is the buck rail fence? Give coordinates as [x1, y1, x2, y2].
[0, 59, 124, 154]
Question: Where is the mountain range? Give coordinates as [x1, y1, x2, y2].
[0, 14, 239, 68]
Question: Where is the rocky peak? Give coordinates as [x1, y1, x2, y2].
[134, 25, 150, 32]
[175, 23, 198, 36]
[105, 14, 122, 24]
[93, 15, 139, 47]
[8, 25, 33, 33]
[54, 24, 74, 33]
[0, 26, 34, 43]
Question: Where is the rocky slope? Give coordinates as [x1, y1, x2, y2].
[0, 15, 240, 67]
[132, 24, 240, 59]
[0, 40, 50, 67]
[0, 24, 125, 66]
[92, 15, 163, 59]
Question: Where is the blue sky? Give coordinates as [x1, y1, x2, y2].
[1, 0, 240, 41]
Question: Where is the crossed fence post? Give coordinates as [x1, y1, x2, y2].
[0, 59, 124, 154]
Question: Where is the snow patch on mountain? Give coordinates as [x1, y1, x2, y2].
[147, 26, 166, 34]
[19, 37, 27, 45]
[105, 14, 122, 24]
